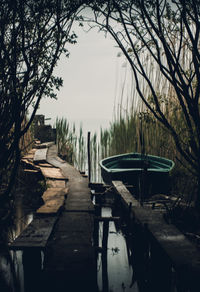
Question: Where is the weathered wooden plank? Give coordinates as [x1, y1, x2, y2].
[21, 158, 40, 170]
[46, 179, 66, 188]
[37, 162, 53, 168]
[35, 142, 54, 149]
[24, 169, 41, 174]
[22, 148, 37, 160]
[42, 212, 96, 291]
[94, 216, 120, 222]
[42, 188, 68, 201]
[42, 144, 96, 291]
[33, 148, 48, 163]
[112, 180, 140, 208]
[37, 188, 68, 215]
[89, 183, 109, 192]
[37, 198, 65, 214]
[9, 217, 57, 249]
[113, 180, 200, 289]
[40, 167, 66, 180]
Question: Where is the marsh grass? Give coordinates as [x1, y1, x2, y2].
[55, 94, 194, 199]
[55, 45, 196, 201]
[97, 48, 196, 201]
[55, 117, 76, 164]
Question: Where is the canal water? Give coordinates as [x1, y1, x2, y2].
[94, 192, 180, 292]
[0, 191, 140, 292]
[0, 170, 43, 292]
[0, 186, 180, 291]
[0, 200, 34, 292]
[97, 206, 138, 292]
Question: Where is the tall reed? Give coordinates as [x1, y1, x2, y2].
[55, 117, 75, 164]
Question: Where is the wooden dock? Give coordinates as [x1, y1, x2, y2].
[113, 180, 200, 291]
[43, 145, 96, 291]
[10, 143, 97, 291]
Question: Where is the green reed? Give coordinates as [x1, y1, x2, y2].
[55, 117, 76, 164]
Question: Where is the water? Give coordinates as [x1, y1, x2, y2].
[94, 194, 182, 292]
[0, 186, 182, 292]
[0, 185, 41, 292]
[97, 206, 139, 292]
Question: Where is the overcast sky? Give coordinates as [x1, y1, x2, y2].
[37, 20, 127, 135]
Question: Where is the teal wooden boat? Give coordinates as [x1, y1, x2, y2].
[99, 153, 175, 197]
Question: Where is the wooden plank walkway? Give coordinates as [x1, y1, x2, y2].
[113, 180, 200, 291]
[42, 212, 96, 291]
[46, 179, 66, 188]
[47, 145, 94, 212]
[43, 145, 97, 291]
[37, 188, 68, 215]
[39, 166, 66, 180]
[10, 144, 97, 291]
[9, 217, 58, 249]
[33, 148, 48, 163]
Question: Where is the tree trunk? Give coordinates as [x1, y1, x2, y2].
[194, 174, 200, 213]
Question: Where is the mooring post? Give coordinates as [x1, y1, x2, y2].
[102, 221, 109, 292]
[87, 131, 91, 184]
[22, 249, 42, 292]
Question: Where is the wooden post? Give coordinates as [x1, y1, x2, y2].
[102, 221, 109, 292]
[22, 249, 42, 292]
[87, 131, 91, 184]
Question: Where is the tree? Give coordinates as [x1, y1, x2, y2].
[87, 0, 200, 209]
[0, 0, 82, 201]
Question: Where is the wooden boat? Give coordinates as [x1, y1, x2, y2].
[99, 153, 175, 197]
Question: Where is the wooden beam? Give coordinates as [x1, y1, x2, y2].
[37, 188, 68, 215]
[112, 180, 200, 290]
[37, 162, 53, 168]
[112, 180, 140, 208]
[22, 148, 37, 160]
[33, 148, 48, 163]
[9, 217, 57, 249]
[40, 167, 67, 180]
[89, 183, 110, 192]
[46, 180, 66, 188]
[94, 216, 120, 222]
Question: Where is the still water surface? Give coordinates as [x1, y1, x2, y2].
[97, 207, 139, 292]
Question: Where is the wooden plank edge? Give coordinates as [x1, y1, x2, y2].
[8, 216, 58, 250]
[112, 180, 200, 285]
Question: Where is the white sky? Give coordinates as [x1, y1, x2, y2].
[37, 19, 127, 135]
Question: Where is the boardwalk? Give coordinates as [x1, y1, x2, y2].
[10, 144, 97, 292]
[42, 145, 97, 291]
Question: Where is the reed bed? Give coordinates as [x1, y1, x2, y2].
[98, 47, 196, 199]
[55, 117, 76, 164]
[55, 118, 100, 181]
[55, 41, 196, 200]
[55, 88, 195, 197]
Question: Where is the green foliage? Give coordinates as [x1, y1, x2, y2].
[0, 0, 82, 200]
[55, 117, 75, 164]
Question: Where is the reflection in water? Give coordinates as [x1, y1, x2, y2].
[97, 207, 139, 292]
[0, 193, 182, 291]
[0, 194, 36, 291]
[96, 203, 182, 292]
[10, 197, 33, 242]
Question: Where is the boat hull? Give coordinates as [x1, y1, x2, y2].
[100, 153, 175, 197]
